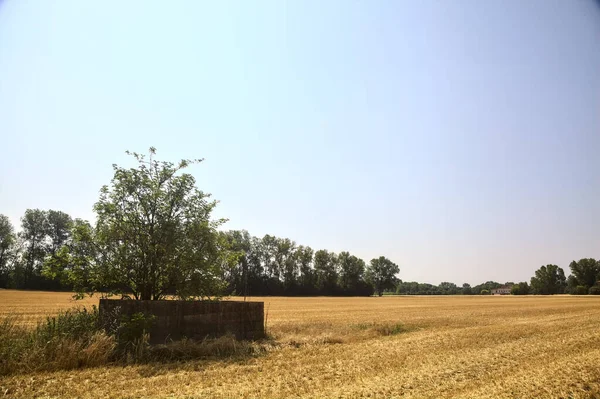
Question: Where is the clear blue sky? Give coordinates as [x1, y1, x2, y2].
[1, 0, 599, 285]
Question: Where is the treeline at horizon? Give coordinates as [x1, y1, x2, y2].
[1, 209, 598, 296]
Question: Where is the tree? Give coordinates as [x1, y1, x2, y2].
[365, 256, 399, 296]
[43, 219, 98, 295]
[46, 210, 73, 255]
[472, 281, 501, 295]
[338, 251, 366, 292]
[314, 249, 338, 293]
[461, 283, 472, 295]
[0, 215, 16, 287]
[511, 282, 530, 295]
[530, 264, 566, 295]
[18, 209, 49, 288]
[438, 282, 459, 295]
[296, 245, 315, 292]
[275, 237, 297, 289]
[569, 258, 599, 289]
[54, 148, 236, 300]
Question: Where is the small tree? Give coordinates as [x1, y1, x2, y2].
[365, 256, 399, 296]
[48, 149, 237, 300]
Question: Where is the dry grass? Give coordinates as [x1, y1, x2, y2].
[1, 290, 599, 398]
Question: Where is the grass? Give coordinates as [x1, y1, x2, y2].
[0, 290, 600, 398]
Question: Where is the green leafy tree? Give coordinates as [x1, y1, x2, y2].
[0, 215, 17, 287]
[43, 219, 97, 296]
[46, 210, 73, 255]
[314, 249, 338, 293]
[461, 283, 472, 295]
[366, 256, 399, 296]
[511, 282, 530, 295]
[18, 209, 49, 287]
[338, 251, 366, 292]
[530, 264, 566, 295]
[275, 237, 297, 288]
[438, 282, 459, 295]
[296, 245, 315, 291]
[569, 258, 599, 289]
[52, 148, 236, 300]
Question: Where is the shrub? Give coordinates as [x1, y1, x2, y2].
[34, 306, 100, 343]
[574, 286, 588, 295]
[114, 312, 157, 347]
[480, 289, 490, 295]
[588, 286, 600, 295]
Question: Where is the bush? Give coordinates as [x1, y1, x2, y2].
[589, 286, 600, 295]
[480, 289, 490, 295]
[574, 286, 588, 295]
[34, 306, 100, 343]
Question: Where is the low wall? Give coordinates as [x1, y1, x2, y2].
[99, 299, 264, 344]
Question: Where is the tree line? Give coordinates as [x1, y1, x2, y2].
[0, 211, 399, 297]
[394, 260, 600, 296]
[0, 149, 597, 298]
[2, 205, 597, 297]
[0, 149, 401, 299]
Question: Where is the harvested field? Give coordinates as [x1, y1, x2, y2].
[1, 289, 599, 398]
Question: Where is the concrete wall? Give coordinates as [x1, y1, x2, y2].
[99, 299, 264, 344]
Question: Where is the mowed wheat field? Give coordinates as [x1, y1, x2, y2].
[1, 290, 599, 399]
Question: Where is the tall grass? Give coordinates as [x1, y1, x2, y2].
[0, 307, 115, 375]
[0, 307, 268, 375]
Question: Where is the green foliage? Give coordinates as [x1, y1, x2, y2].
[588, 286, 600, 295]
[530, 265, 566, 295]
[473, 281, 502, 295]
[480, 289, 490, 295]
[34, 306, 100, 343]
[337, 252, 366, 292]
[462, 283, 472, 295]
[114, 312, 157, 348]
[366, 256, 399, 296]
[314, 249, 339, 292]
[573, 285, 588, 295]
[511, 282, 530, 295]
[0, 214, 16, 288]
[46, 149, 236, 300]
[569, 258, 600, 290]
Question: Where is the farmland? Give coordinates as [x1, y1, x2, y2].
[1, 290, 600, 398]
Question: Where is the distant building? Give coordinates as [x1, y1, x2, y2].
[491, 285, 513, 295]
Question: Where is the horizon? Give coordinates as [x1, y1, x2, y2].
[1, 1, 599, 286]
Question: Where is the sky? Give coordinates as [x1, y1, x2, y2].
[1, 0, 599, 285]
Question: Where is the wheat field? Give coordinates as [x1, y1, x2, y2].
[0, 290, 599, 399]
